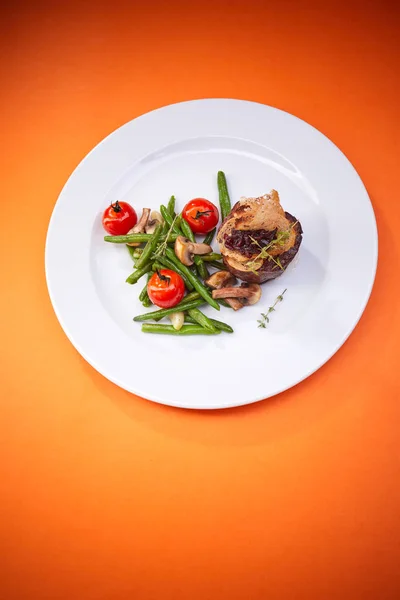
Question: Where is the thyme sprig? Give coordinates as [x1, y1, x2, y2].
[257, 289, 287, 328]
[153, 214, 178, 258]
[246, 222, 297, 274]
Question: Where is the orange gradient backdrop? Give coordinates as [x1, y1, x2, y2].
[1, 1, 400, 599]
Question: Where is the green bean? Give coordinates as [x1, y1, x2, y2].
[139, 280, 149, 302]
[160, 205, 182, 234]
[185, 315, 199, 325]
[165, 248, 220, 311]
[185, 314, 233, 333]
[201, 253, 223, 262]
[203, 228, 216, 245]
[135, 224, 162, 270]
[187, 308, 217, 333]
[175, 214, 182, 230]
[105, 233, 178, 244]
[161, 219, 169, 235]
[218, 299, 232, 308]
[179, 218, 195, 242]
[141, 323, 220, 336]
[133, 298, 204, 322]
[182, 291, 201, 303]
[127, 246, 143, 260]
[126, 263, 152, 284]
[155, 255, 194, 291]
[139, 273, 152, 303]
[217, 171, 231, 220]
[161, 202, 169, 234]
[167, 195, 175, 216]
[142, 296, 152, 308]
[208, 260, 228, 271]
[194, 256, 209, 279]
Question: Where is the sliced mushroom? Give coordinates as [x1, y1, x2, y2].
[127, 208, 151, 246]
[205, 271, 236, 290]
[224, 298, 245, 311]
[145, 211, 163, 234]
[212, 283, 262, 306]
[174, 235, 212, 266]
[205, 270, 243, 310]
[238, 283, 262, 306]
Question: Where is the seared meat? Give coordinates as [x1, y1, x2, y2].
[217, 190, 302, 284]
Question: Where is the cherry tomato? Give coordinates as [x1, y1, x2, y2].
[147, 269, 185, 308]
[182, 198, 219, 234]
[102, 200, 137, 235]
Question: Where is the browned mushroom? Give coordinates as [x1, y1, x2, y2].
[212, 283, 262, 306]
[174, 235, 212, 266]
[238, 283, 262, 306]
[205, 270, 243, 311]
[224, 298, 245, 311]
[145, 211, 163, 234]
[127, 208, 151, 246]
[205, 271, 236, 290]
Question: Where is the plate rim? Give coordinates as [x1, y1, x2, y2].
[45, 98, 378, 409]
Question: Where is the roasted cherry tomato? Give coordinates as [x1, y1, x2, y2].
[182, 198, 219, 234]
[147, 269, 185, 308]
[102, 200, 137, 235]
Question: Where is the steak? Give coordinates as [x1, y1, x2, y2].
[217, 191, 303, 284]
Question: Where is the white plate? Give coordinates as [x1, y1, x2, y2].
[45, 99, 377, 409]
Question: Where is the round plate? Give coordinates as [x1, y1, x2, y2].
[45, 99, 377, 409]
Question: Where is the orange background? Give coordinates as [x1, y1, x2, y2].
[1, 1, 400, 599]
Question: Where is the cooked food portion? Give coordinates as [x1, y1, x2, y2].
[212, 282, 262, 305]
[205, 271, 243, 310]
[103, 175, 301, 336]
[205, 271, 262, 310]
[174, 235, 213, 266]
[217, 190, 302, 284]
[126, 208, 151, 247]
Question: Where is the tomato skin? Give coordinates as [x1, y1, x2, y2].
[102, 201, 137, 235]
[147, 269, 185, 308]
[182, 198, 219, 234]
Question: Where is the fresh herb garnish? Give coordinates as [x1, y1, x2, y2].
[246, 222, 297, 274]
[257, 289, 287, 328]
[153, 214, 178, 258]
